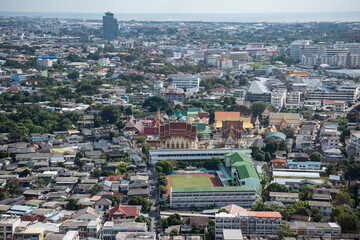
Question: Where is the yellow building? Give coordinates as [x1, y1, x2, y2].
[214, 112, 253, 129]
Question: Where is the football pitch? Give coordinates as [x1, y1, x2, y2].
[169, 174, 214, 188]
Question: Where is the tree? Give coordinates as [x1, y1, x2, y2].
[252, 101, 268, 117]
[278, 224, 299, 238]
[19, 168, 31, 177]
[155, 160, 174, 173]
[142, 96, 170, 112]
[167, 213, 182, 226]
[266, 182, 290, 192]
[337, 212, 360, 233]
[253, 151, 265, 161]
[36, 178, 46, 188]
[299, 191, 312, 201]
[136, 215, 151, 231]
[170, 229, 179, 236]
[265, 152, 271, 162]
[4, 180, 21, 195]
[159, 185, 167, 195]
[125, 107, 133, 116]
[278, 141, 289, 153]
[309, 152, 322, 162]
[335, 189, 353, 206]
[111, 195, 121, 206]
[91, 168, 101, 178]
[142, 142, 152, 158]
[161, 218, 169, 229]
[68, 71, 79, 79]
[128, 196, 152, 213]
[100, 105, 122, 124]
[279, 127, 295, 138]
[264, 139, 279, 154]
[311, 208, 322, 222]
[66, 198, 78, 210]
[219, 208, 230, 214]
[90, 183, 102, 196]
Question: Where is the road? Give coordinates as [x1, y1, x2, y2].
[131, 139, 160, 233]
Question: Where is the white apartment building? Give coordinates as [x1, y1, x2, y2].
[287, 91, 301, 104]
[347, 130, 360, 158]
[271, 90, 286, 109]
[170, 186, 257, 209]
[269, 192, 298, 204]
[36, 58, 53, 67]
[320, 122, 340, 153]
[307, 86, 359, 104]
[215, 209, 281, 240]
[168, 73, 200, 89]
[149, 149, 252, 163]
[290, 40, 311, 60]
[98, 58, 110, 66]
[234, 89, 246, 98]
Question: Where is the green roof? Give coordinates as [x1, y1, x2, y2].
[299, 184, 315, 189]
[192, 122, 206, 131]
[174, 112, 186, 117]
[236, 165, 260, 180]
[225, 152, 253, 166]
[187, 108, 198, 113]
[265, 132, 286, 141]
[171, 186, 255, 193]
[187, 114, 198, 119]
[178, 116, 187, 122]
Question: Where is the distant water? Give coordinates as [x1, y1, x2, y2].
[0, 11, 360, 23]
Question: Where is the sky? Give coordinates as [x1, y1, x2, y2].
[1, 0, 360, 13]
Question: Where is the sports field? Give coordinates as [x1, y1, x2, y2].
[169, 175, 214, 188]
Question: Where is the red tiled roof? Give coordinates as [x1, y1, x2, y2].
[160, 122, 197, 141]
[103, 175, 126, 181]
[247, 211, 282, 218]
[271, 159, 287, 164]
[143, 126, 159, 135]
[109, 204, 139, 219]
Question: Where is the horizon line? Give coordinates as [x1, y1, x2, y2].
[1, 10, 360, 14]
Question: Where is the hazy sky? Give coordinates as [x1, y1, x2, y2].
[1, 0, 360, 13]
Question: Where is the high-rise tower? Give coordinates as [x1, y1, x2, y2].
[103, 12, 118, 41]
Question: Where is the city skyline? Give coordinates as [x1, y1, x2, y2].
[1, 0, 360, 14]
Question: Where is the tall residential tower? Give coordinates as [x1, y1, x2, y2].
[103, 12, 118, 41]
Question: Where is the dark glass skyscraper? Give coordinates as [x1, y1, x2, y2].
[103, 12, 118, 41]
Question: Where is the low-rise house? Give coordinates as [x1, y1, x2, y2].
[73, 207, 102, 221]
[94, 198, 112, 211]
[59, 219, 102, 239]
[269, 192, 298, 204]
[109, 204, 139, 223]
[115, 232, 156, 240]
[312, 188, 331, 202]
[289, 208, 312, 221]
[309, 201, 332, 216]
[287, 221, 341, 237]
[271, 159, 287, 169]
[287, 160, 321, 170]
[102, 221, 147, 240]
[181, 216, 208, 233]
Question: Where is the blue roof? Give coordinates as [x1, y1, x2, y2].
[265, 132, 286, 141]
[287, 160, 321, 165]
[36, 56, 57, 59]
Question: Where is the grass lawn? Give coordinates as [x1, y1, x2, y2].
[169, 175, 214, 188]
